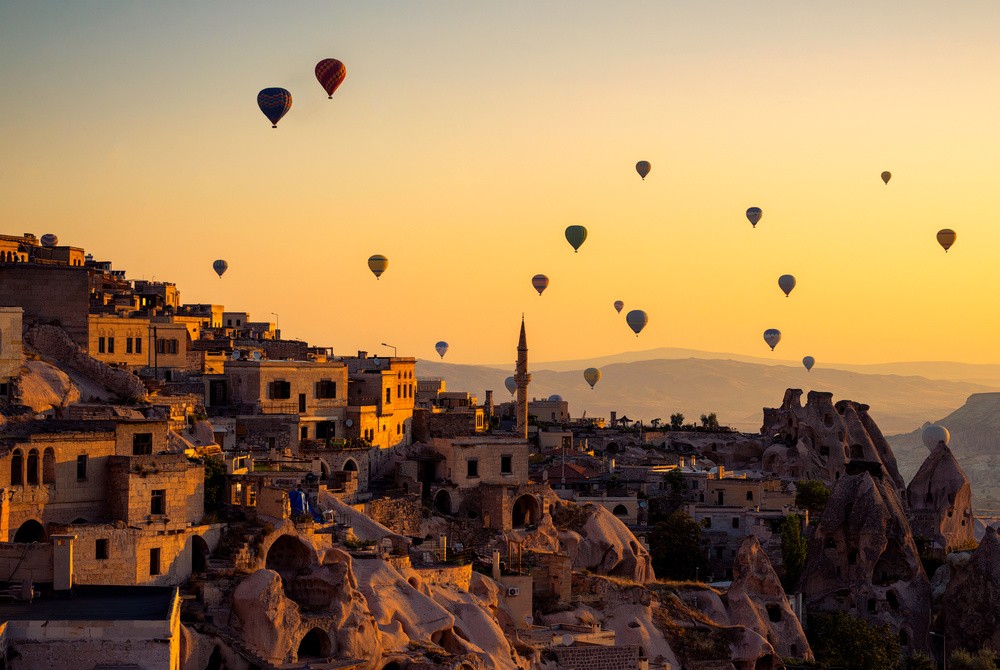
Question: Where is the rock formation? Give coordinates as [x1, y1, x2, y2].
[800, 464, 931, 653]
[905, 442, 975, 555]
[941, 526, 1000, 653]
[555, 503, 654, 582]
[726, 536, 813, 661]
[761, 389, 905, 495]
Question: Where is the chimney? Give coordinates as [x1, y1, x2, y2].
[52, 534, 77, 592]
[492, 549, 502, 581]
[357, 350, 367, 359]
[610, 411, 617, 425]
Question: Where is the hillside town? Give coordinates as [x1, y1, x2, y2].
[0, 231, 996, 669]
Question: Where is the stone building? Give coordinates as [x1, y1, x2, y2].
[341, 352, 416, 450]
[87, 314, 189, 373]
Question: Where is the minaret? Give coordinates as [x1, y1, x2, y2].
[515, 316, 531, 439]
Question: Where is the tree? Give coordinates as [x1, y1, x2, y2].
[795, 480, 831, 518]
[649, 469, 687, 523]
[807, 612, 902, 670]
[648, 510, 710, 582]
[670, 413, 685, 430]
[650, 418, 662, 430]
[904, 653, 935, 670]
[203, 456, 227, 512]
[949, 649, 998, 670]
[780, 515, 807, 591]
[699, 413, 720, 430]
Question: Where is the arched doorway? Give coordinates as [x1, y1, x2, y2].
[343, 459, 358, 472]
[434, 490, 452, 515]
[512, 495, 540, 528]
[297, 628, 331, 660]
[265, 535, 313, 573]
[191, 535, 210, 574]
[13, 519, 46, 543]
[612, 504, 629, 517]
[381, 662, 405, 670]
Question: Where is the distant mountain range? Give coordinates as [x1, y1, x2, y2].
[416, 355, 998, 435]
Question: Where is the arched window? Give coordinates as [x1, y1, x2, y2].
[42, 448, 55, 484]
[26, 449, 39, 485]
[11, 449, 23, 486]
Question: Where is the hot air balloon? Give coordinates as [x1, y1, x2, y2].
[936, 229, 957, 252]
[635, 161, 651, 180]
[881, 171, 891, 185]
[921, 424, 950, 450]
[504, 376, 517, 396]
[213, 260, 228, 278]
[565, 225, 588, 253]
[778, 274, 796, 297]
[584, 367, 601, 389]
[40, 234, 58, 247]
[531, 274, 549, 296]
[802, 356, 815, 371]
[763, 329, 781, 351]
[435, 341, 449, 359]
[368, 254, 388, 279]
[746, 207, 762, 228]
[613, 300, 624, 314]
[315, 58, 346, 98]
[625, 310, 648, 336]
[257, 87, 292, 128]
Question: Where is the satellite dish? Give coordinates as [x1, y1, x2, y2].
[251, 351, 261, 361]
[345, 419, 354, 428]
[231, 350, 241, 360]
[561, 633, 574, 646]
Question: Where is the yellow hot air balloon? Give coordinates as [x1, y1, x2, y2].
[936, 229, 956, 252]
[368, 254, 389, 279]
[583, 367, 601, 389]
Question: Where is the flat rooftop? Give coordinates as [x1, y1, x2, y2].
[0, 586, 176, 622]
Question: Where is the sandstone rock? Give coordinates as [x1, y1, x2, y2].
[232, 569, 302, 663]
[941, 526, 1000, 653]
[725, 536, 813, 661]
[905, 442, 975, 555]
[761, 389, 905, 495]
[12, 359, 79, 412]
[180, 625, 252, 670]
[800, 467, 931, 653]
[557, 503, 654, 582]
[430, 583, 525, 670]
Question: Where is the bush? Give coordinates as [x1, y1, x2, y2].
[949, 648, 997, 670]
[649, 510, 710, 582]
[807, 612, 902, 670]
[795, 480, 831, 518]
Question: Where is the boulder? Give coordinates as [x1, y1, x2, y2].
[800, 468, 931, 653]
[725, 537, 813, 661]
[557, 503, 654, 582]
[941, 526, 1000, 653]
[905, 442, 975, 555]
[232, 569, 302, 663]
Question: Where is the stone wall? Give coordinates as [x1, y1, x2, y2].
[412, 409, 479, 441]
[363, 495, 422, 536]
[0, 541, 53, 584]
[0, 307, 24, 379]
[548, 644, 640, 670]
[106, 454, 205, 530]
[0, 265, 90, 346]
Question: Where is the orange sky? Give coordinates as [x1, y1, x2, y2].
[2, 2, 1000, 365]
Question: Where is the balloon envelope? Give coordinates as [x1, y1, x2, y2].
[315, 58, 346, 98]
[802, 356, 815, 371]
[763, 328, 781, 351]
[921, 424, 950, 450]
[625, 310, 648, 336]
[635, 161, 651, 180]
[778, 274, 796, 297]
[746, 207, 762, 227]
[368, 254, 389, 279]
[40, 234, 58, 247]
[257, 87, 292, 128]
[435, 341, 449, 359]
[531, 274, 549, 296]
[881, 171, 891, 184]
[213, 260, 228, 278]
[936, 229, 956, 252]
[504, 376, 517, 396]
[613, 300, 624, 314]
[583, 367, 601, 389]
[565, 225, 588, 252]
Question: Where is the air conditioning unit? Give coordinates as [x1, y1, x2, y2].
[506, 587, 520, 597]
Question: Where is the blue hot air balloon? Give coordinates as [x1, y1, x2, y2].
[435, 341, 449, 359]
[257, 87, 292, 128]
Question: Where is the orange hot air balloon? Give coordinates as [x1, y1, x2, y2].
[315, 59, 346, 98]
[936, 229, 956, 252]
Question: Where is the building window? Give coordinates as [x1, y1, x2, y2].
[133, 433, 153, 455]
[703, 517, 712, 528]
[11, 449, 23, 486]
[715, 546, 724, 559]
[501, 455, 513, 475]
[267, 436, 276, 449]
[150, 489, 166, 515]
[42, 448, 55, 484]
[385, 387, 392, 404]
[746, 490, 754, 501]
[467, 459, 479, 479]
[77, 454, 88, 480]
[269, 380, 291, 400]
[126, 338, 133, 354]
[108, 337, 115, 354]
[96, 539, 109, 560]
[98, 337, 106, 354]
[732, 517, 740, 529]
[227, 319, 232, 327]
[135, 337, 142, 354]
[300, 426, 308, 440]
[150, 548, 161, 576]
[315, 380, 337, 399]
[26, 449, 39, 485]
[157, 339, 178, 355]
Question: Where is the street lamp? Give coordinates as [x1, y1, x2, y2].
[930, 632, 946, 670]
[381, 342, 397, 358]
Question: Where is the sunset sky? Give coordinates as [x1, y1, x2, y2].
[2, 2, 1000, 366]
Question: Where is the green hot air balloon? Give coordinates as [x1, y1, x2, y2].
[583, 367, 601, 389]
[625, 310, 648, 336]
[504, 376, 517, 396]
[565, 225, 588, 253]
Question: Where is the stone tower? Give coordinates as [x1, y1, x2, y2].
[514, 316, 531, 439]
